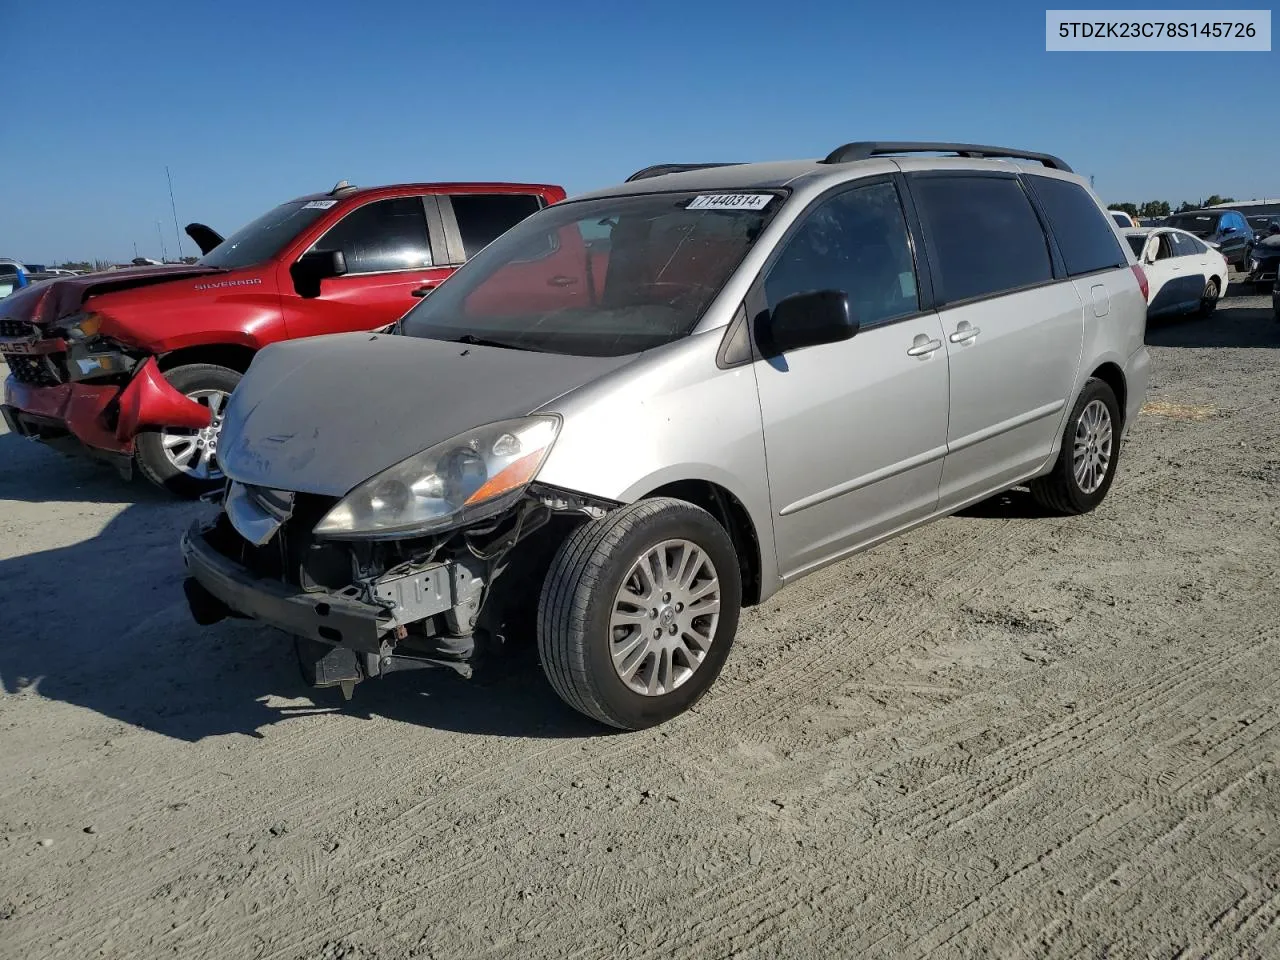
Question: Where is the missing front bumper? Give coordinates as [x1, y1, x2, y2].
[180, 520, 460, 656]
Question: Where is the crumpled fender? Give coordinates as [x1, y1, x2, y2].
[115, 357, 211, 442]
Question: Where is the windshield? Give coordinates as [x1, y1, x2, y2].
[398, 190, 782, 356]
[1165, 214, 1220, 238]
[197, 200, 333, 270]
[1125, 235, 1147, 256]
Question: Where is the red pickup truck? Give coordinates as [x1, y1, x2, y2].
[0, 180, 565, 496]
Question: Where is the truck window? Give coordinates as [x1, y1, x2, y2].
[451, 194, 544, 259]
[312, 197, 433, 274]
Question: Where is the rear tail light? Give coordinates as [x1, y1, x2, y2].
[1131, 264, 1149, 302]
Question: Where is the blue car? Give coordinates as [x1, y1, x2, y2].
[0, 259, 30, 299]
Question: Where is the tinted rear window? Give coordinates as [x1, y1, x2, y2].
[451, 194, 544, 259]
[1027, 176, 1129, 276]
[1165, 214, 1220, 237]
[910, 175, 1053, 304]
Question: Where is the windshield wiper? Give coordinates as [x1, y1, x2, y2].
[446, 334, 539, 352]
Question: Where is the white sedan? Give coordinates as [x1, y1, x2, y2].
[1123, 227, 1229, 319]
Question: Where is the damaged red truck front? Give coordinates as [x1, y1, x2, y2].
[0, 180, 566, 496]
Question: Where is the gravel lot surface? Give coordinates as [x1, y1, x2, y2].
[1, 286, 1277, 959]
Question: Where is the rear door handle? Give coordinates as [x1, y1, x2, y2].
[906, 334, 942, 358]
[411, 284, 437, 297]
[949, 321, 980, 344]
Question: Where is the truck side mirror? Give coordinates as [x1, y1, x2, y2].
[290, 249, 347, 298]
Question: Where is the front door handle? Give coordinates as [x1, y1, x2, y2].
[949, 321, 980, 344]
[411, 284, 438, 297]
[906, 334, 942, 358]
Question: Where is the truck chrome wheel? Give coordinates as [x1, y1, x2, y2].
[1072, 398, 1112, 495]
[610, 538, 721, 696]
[161, 389, 229, 480]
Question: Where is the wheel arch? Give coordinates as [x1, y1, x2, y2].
[157, 342, 258, 374]
[637, 478, 765, 607]
[1088, 361, 1127, 430]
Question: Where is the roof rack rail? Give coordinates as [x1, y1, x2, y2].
[821, 141, 1073, 173]
[625, 163, 743, 182]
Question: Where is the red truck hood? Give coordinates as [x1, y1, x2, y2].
[0, 264, 223, 327]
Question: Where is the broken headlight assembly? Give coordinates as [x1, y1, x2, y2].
[313, 416, 561, 539]
[60, 313, 141, 382]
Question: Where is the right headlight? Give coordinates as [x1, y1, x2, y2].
[312, 416, 561, 539]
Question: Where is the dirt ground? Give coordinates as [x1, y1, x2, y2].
[1, 286, 1277, 960]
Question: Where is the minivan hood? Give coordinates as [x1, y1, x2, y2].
[0, 264, 222, 326]
[218, 332, 636, 496]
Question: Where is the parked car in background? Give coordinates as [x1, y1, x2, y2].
[1, 179, 565, 496]
[0, 260, 29, 298]
[1124, 227, 1228, 319]
[1163, 209, 1253, 271]
[1246, 222, 1280, 292]
[1109, 210, 1140, 228]
[1248, 215, 1275, 241]
[180, 141, 1149, 729]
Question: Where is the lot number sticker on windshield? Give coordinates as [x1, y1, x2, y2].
[302, 200, 339, 209]
[687, 194, 773, 211]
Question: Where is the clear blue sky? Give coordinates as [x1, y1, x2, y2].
[5, 0, 1277, 263]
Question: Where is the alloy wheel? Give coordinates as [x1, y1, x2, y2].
[609, 538, 721, 696]
[160, 389, 229, 481]
[1072, 398, 1112, 495]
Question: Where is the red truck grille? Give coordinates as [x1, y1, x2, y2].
[1, 319, 68, 386]
[3, 354, 64, 386]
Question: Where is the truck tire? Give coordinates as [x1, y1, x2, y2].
[134, 363, 241, 498]
[537, 498, 742, 730]
[1030, 378, 1121, 516]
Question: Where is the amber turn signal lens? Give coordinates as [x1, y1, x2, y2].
[463, 449, 547, 506]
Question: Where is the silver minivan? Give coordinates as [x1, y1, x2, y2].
[181, 141, 1150, 729]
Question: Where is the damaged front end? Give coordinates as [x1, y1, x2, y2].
[181, 480, 615, 698]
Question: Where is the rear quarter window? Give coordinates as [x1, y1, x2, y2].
[909, 174, 1053, 304]
[1026, 176, 1129, 276]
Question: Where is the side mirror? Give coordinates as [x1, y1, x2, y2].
[1222, 226, 1237, 235]
[290, 249, 347, 298]
[758, 290, 858, 356]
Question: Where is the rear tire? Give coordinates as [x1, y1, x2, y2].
[1030, 379, 1121, 516]
[134, 363, 241, 499]
[1198, 278, 1219, 317]
[537, 498, 742, 730]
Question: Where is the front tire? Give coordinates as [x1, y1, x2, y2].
[537, 498, 742, 730]
[134, 363, 241, 498]
[1030, 379, 1121, 516]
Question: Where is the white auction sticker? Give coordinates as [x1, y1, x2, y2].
[687, 194, 774, 211]
[302, 200, 339, 209]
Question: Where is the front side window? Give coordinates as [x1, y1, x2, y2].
[1126, 235, 1148, 257]
[910, 175, 1053, 304]
[1027, 176, 1128, 276]
[399, 190, 781, 356]
[1153, 234, 1176, 260]
[451, 194, 544, 260]
[310, 196, 432, 274]
[764, 181, 919, 327]
[198, 201, 332, 270]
